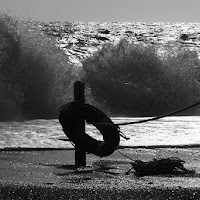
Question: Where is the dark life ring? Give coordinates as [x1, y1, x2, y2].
[59, 101, 120, 157]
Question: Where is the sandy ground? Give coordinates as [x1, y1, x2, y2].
[1, 148, 200, 199]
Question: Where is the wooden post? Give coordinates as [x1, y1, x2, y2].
[74, 81, 86, 167]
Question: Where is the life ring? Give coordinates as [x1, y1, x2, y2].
[59, 101, 120, 157]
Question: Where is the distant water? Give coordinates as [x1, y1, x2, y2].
[0, 116, 200, 149]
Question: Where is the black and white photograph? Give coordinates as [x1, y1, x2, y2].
[0, 0, 200, 199]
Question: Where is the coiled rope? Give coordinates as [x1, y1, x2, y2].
[116, 149, 195, 176]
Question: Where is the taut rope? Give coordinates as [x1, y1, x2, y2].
[89, 101, 200, 126]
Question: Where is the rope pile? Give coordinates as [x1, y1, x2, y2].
[126, 157, 195, 176]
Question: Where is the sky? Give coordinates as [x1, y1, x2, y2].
[0, 0, 200, 22]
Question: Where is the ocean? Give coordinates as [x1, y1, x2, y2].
[0, 116, 200, 149]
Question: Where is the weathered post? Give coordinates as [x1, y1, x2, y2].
[74, 81, 86, 167]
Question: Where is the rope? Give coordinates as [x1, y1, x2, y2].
[89, 100, 200, 126]
[116, 149, 195, 175]
[118, 129, 130, 140]
[116, 149, 135, 162]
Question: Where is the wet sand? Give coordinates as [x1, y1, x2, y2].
[0, 148, 200, 199]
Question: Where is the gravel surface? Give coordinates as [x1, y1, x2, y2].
[0, 148, 200, 199]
